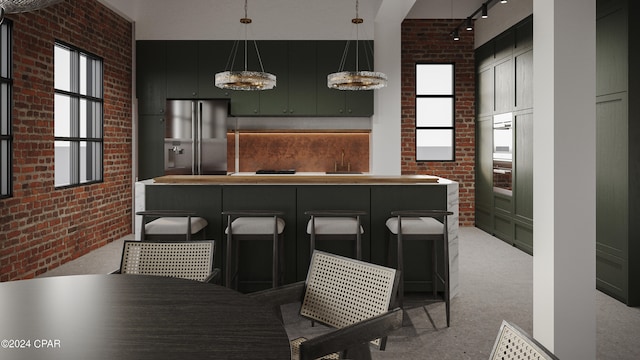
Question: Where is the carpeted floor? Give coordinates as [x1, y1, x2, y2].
[41, 227, 640, 359]
[281, 227, 640, 359]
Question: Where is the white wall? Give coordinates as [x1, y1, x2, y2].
[371, 0, 416, 175]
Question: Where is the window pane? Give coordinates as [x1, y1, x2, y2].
[416, 64, 453, 95]
[1, 25, 8, 78]
[80, 54, 87, 95]
[54, 140, 72, 187]
[80, 100, 102, 138]
[416, 97, 453, 127]
[54, 94, 72, 137]
[54, 45, 71, 92]
[93, 59, 103, 96]
[416, 129, 454, 161]
[1, 140, 8, 194]
[81, 56, 102, 98]
[80, 141, 101, 183]
[1, 83, 8, 133]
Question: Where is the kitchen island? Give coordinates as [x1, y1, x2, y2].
[135, 173, 459, 296]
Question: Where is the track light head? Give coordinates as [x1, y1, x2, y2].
[452, 28, 460, 41]
[482, 3, 488, 18]
[465, 17, 473, 31]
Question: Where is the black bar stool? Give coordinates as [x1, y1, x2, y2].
[137, 210, 208, 241]
[305, 210, 366, 260]
[386, 209, 453, 327]
[223, 210, 285, 290]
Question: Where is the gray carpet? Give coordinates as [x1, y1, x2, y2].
[282, 227, 640, 359]
[40, 227, 640, 359]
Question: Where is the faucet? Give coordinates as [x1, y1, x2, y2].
[334, 149, 351, 172]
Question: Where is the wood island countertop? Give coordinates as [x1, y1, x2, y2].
[152, 173, 442, 184]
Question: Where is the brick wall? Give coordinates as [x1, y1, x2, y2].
[0, 0, 133, 281]
[401, 19, 475, 226]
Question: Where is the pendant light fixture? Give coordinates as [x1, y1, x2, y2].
[327, 0, 387, 91]
[214, 0, 276, 91]
[0, 0, 63, 24]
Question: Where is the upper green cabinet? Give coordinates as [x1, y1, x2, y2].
[259, 41, 318, 116]
[316, 41, 373, 116]
[136, 40, 373, 117]
[197, 41, 235, 99]
[166, 41, 199, 98]
[137, 41, 166, 115]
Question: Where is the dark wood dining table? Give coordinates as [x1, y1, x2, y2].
[0, 274, 291, 360]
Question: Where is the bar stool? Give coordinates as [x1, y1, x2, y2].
[305, 210, 366, 260]
[137, 210, 208, 241]
[385, 209, 453, 327]
[223, 210, 285, 290]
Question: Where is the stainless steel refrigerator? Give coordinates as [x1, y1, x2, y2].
[164, 99, 229, 175]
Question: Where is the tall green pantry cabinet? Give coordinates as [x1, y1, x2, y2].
[475, 2, 640, 306]
[137, 41, 166, 180]
[475, 17, 534, 254]
[595, 0, 640, 306]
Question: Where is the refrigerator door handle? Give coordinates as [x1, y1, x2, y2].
[196, 101, 203, 175]
[191, 101, 197, 175]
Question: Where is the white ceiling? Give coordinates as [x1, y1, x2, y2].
[97, 0, 485, 40]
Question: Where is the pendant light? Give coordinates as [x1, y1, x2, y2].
[327, 0, 387, 91]
[0, 0, 63, 24]
[214, 0, 276, 91]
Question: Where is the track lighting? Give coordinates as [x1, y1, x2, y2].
[450, 0, 511, 41]
[452, 28, 460, 41]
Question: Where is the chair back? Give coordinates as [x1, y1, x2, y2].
[489, 321, 559, 360]
[300, 250, 400, 331]
[120, 240, 215, 282]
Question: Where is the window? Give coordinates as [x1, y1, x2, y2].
[415, 63, 455, 161]
[0, 20, 11, 198]
[54, 42, 103, 187]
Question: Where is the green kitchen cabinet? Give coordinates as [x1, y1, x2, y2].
[197, 41, 235, 99]
[141, 182, 453, 295]
[137, 41, 166, 115]
[594, 0, 639, 306]
[287, 41, 318, 115]
[475, 117, 494, 233]
[226, 40, 262, 116]
[166, 41, 199, 98]
[137, 115, 165, 180]
[316, 41, 374, 116]
[513, 111, 533, 253]
[475, 16, 534, 252]
[137, 40, 372, 117]
[256, 41, 290, 115]
[260, 41, 317, 116]
[229, 89, 260, 116]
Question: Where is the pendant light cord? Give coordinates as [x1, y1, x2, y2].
[355, 0, 359, 72]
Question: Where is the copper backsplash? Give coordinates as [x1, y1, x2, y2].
[227, 132, 370, 173]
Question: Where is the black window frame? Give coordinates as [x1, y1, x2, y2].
[54, 41, 104, 189]
[0, 19, 12, 199]
[414, 62, 456, 162]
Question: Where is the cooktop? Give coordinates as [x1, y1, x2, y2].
[255, 169, 296, 174]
